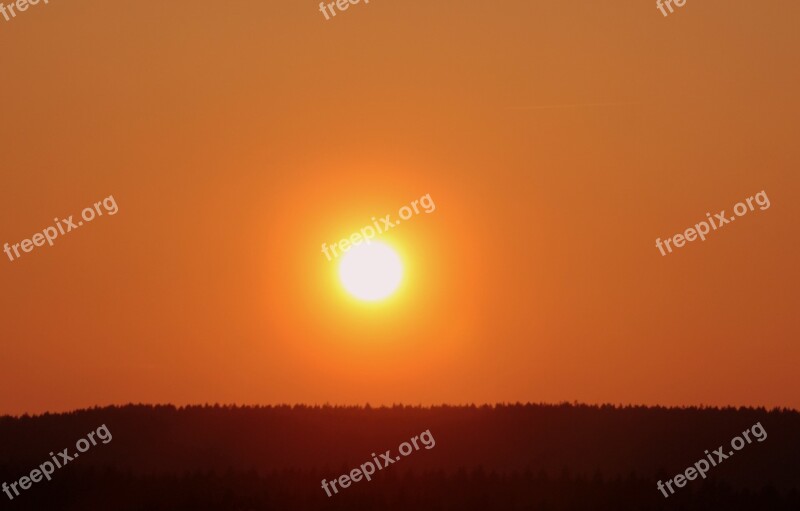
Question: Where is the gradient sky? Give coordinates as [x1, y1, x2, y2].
[1, 0, 798, 415]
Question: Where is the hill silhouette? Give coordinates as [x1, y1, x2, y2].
[1, 403, 798, 510]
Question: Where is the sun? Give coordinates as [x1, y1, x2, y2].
[339, 241, 403, 301]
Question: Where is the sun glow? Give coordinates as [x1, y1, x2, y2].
[339, 242, 403, 301]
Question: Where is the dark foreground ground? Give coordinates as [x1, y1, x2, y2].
[1, 403, 798, 510]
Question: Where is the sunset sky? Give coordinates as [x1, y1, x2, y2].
[1, 0, 798, 416]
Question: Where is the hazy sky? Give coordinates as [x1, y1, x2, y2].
[1, 0, 798, 415]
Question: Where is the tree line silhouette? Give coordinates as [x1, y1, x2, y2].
[1, 403, 797, 510]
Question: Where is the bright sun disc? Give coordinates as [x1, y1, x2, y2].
[339, 242, 403, 301]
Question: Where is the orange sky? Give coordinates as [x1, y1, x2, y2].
[1, 1, 798, 415]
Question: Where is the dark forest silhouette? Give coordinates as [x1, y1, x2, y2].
[1, 403, 798, 510]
